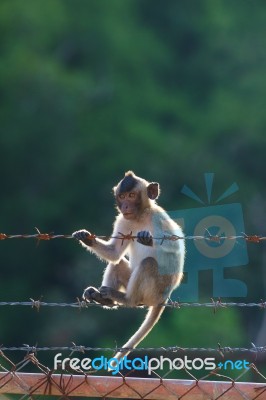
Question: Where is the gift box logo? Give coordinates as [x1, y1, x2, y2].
[168, 173, 248, 301]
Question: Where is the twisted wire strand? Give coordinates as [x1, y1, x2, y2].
[1, 343, 266, 355]
[0, 229, 266, 243]
[0, 299, 265, 310]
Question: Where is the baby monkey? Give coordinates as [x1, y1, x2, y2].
[72, 171, 185, 361]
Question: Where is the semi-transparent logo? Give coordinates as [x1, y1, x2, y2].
[169, 173, 248, 301]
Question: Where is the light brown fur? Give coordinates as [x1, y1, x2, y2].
[73, 171, 185, 361]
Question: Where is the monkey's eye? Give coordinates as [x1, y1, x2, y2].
[119, 193, 126, 200]
[129, 192, 136, 199]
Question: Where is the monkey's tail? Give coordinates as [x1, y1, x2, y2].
[113, 305, 165, 361]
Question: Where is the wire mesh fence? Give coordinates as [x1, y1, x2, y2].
[1, 350, 266, 399]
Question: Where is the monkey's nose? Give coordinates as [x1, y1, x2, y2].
[123, 202, 129, 210]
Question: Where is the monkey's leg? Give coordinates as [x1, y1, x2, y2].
[99, 258, 131, 305]
[100, 286, 128, 304]
[101, 257, 131, 289]
[101, 257, 158, 306]
[84, 258, 131, 306]
[125, 257, 175, 306]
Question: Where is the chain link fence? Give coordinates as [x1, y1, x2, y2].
[1, 350, 266, 399]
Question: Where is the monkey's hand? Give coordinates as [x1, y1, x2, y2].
[72, 229, 96, 246]
[137, 230, 153, 246]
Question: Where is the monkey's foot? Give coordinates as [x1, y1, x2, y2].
[83, 286, 114, 306]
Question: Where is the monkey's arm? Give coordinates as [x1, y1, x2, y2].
[72, 217, 130, 263]
[152, 209, 185, 252]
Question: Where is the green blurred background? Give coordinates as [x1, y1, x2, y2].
[0, 0, 266, 380]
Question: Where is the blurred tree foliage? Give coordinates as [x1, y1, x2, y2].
[0, 0, 266, 375]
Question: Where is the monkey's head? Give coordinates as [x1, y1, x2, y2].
[113, 171, 160, 220]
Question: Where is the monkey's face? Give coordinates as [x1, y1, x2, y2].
[116, 191, 142, 220]
[114, 171, 160, 219]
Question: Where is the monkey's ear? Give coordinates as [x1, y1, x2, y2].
[147, 182, 160, 200]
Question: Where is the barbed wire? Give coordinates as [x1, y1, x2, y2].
[1, 228, 265, 399]
[0, 228, 266, 244]
[1, 343, 266, 355]
[0, 298, 266, 311]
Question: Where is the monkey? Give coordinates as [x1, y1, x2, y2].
[72, 171, 185, 361]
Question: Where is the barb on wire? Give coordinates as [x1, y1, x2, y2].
[1, 228, 266, 244]
[30, 297, 43, 312]
[243, 233, 263, 243]
[210, 298, 227, 314]
[118, 231, 135, 246]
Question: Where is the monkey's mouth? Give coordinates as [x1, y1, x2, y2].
[123, 212, 134, 219]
